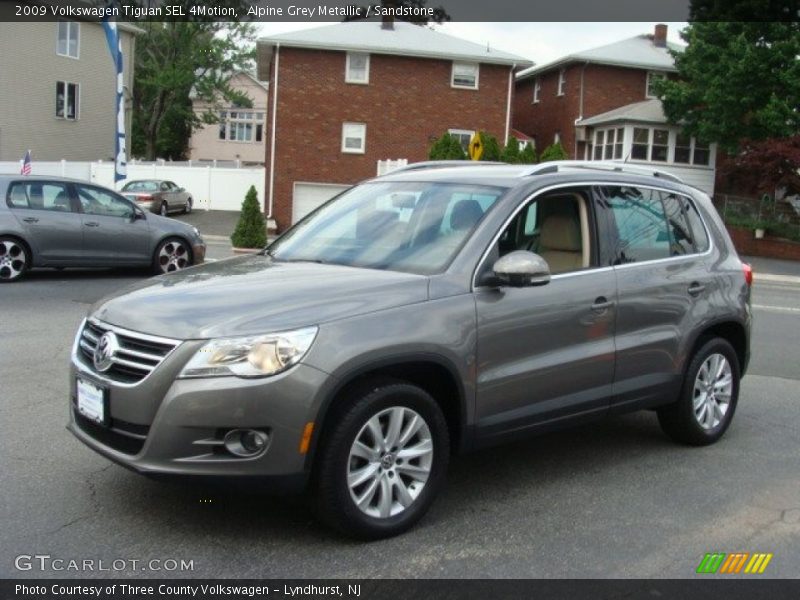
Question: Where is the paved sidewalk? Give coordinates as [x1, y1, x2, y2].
[172, 210, 240, 240]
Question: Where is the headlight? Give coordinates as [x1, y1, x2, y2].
[178, 327, 318, 379]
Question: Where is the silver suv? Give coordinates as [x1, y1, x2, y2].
[68, 162, 752, 538]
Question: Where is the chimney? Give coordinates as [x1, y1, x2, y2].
[653, 24, 668, 48]
[382, 14, 394, 30]
[381, 0, 395, 29]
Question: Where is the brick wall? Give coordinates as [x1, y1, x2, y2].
[727, 226, 800, 261]
[265, 47, 512, 230]
[512, 64, 650, 159]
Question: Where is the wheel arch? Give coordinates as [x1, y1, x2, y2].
[0, 232, 34, 266]
[688, 319, 749, 376]
[306, 353, 470, 470]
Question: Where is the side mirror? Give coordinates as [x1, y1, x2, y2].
[132, 208, 146, 221]
[491, 250, 551, 287]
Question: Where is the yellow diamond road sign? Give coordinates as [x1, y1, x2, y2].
[468, 133, 483, 161]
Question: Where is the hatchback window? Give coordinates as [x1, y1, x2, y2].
[77, 185, 134, 219]
[269, 181, 505, 275]
[7, 182, 73, 212]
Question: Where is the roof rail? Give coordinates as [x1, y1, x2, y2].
[521, 160, 685, 184]
[381, 160, 508, 175]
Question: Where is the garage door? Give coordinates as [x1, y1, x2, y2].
[292, 183, 350, 224]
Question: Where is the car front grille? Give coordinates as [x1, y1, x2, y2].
[77, 319, 180, 385]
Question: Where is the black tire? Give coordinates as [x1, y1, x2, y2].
[159, 201, 168, 216]
[184, 198, 192, 214]
[153, 237, 192, 274]
[0, 236, 30, 283]
[657, 337, 740, 446]
[313, 379, 450, 539]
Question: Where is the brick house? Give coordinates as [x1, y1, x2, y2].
[256, 20, 531, 230]
[513, 24, 718, 194]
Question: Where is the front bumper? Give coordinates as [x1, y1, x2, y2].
[192, 241, 206, 264]
[68, 326, 330, 492]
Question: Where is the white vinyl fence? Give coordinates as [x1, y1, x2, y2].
[0, 160, 265, 212]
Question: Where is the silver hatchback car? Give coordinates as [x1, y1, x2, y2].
[0, 175, 205, 281]
[68, 162, 751, 539]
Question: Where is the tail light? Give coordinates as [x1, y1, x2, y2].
[742, 262, 753, 287]
[136, 194, 153, 202]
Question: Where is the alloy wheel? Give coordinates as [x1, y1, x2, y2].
[347, 406, 433, 519]
[692, 353, 733, 430]
[157, 240, 190, 273]
[0, 240, 27, 281]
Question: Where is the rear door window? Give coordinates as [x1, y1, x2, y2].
[6, 181, 73, 212]
[598, 186, 671, 263]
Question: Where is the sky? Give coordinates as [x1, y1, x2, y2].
[256, 22, 688, 65]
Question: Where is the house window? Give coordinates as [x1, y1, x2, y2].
[631, 127, 650, 160]
[557, 68, 566, 96]
[674, 133, 710, 166]
[448, 129, 475, 152]
[57, 21, 79, 59]
[533, 78, 541, 103]
[651, 129, 669, 161]
[217, 110, 266, 143]
[646, 71, 666, 98]
[554, 132, 561, 144]
[593, 127, 624, 160]
[55, 81, 79, 120]
[452, 62, 479, 89]
[346, 52, 370, 84]
[342, 122, 366, 154]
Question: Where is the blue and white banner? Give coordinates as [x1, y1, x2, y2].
[101, 20, 127, 183]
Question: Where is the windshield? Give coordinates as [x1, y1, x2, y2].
[269, 181, 505, 275]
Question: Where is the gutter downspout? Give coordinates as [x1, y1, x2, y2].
[504, 64, 516, 145]
[267, 43, 280, 219]
[575, 61, 588, 160]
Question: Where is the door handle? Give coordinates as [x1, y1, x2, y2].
[22, 217, 39, 223]
[84, 222, 100, 227]
[688, 282, 706, 297]
[591, 297, 613, 312]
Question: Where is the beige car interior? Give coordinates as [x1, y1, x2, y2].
[536, 193, 591, 273]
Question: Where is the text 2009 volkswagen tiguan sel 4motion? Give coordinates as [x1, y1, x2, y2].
[68, 161, 751, 538]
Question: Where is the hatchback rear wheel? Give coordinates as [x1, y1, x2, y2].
[314, 380, 449, 539]
[657, 337, 740, 446]
[0, 237, 29, 283]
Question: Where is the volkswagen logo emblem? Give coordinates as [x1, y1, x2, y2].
[93, 332, 120, 372]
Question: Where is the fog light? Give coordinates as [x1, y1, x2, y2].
[223, 429, 269, 457]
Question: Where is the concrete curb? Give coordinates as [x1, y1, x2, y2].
[202, 234, 230, 242]
[755, 273, 800, 285]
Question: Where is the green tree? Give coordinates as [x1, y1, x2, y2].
[539, 142, 568, 162]
[519, 143, 538, 164]
[655, 19, 800, 153]
[500, 137, 521, 164]
[478, 131, 501, 161]
[130, 2, 256, 160]
[428, 133, 466, 160]
[231, 186, 267, 248]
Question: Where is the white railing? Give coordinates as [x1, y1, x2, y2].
[377, 158, 408, 176]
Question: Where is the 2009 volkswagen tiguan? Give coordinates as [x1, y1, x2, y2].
[69, 161, 751, 538]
